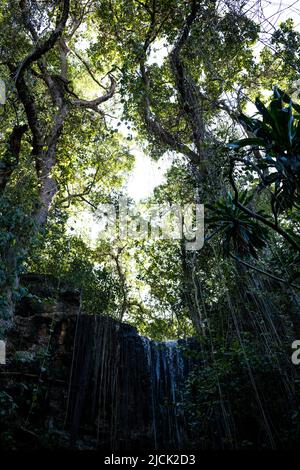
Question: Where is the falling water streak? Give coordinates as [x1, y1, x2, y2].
[66, 315, 192, 450]
[140, 337, 189, 449]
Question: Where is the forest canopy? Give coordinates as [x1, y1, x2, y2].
[0, 0, 299, 337]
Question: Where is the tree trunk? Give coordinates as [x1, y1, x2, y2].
[0, 244, 19, 334]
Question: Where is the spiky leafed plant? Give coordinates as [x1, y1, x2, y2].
[207, 192, 269, 258]
[228, 86, 300, 214]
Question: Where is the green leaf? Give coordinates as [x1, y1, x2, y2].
[274, 86, 300, 113]
[255, 97, 274, 127]
[227, 138, 267, 149]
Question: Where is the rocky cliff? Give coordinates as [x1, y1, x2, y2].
[0, 275, 196, 450]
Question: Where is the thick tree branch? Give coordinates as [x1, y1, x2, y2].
[0, 124, 28, 194]
[11, 67, 44, 157]
[15, 0, 70, 84]
[138, 0, 202, 164]
[170, 1, 206, 161]
[20, 1, 68, 108]
[59, 37, 69, 80]
[71, 75, 116, 109]
[139, 60, 199, 163]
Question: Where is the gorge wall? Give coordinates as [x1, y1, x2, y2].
[0, 275, 196, 450]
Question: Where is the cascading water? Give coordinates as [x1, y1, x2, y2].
[140, 337, 190, 449]
[66, 315, 194, 450]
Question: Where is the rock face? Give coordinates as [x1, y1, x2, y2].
[67, 315, 192, 450]
[1, 276, 195, 450]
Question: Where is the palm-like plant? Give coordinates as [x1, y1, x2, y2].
[207, 192, 269, 258]
[228, 86, 300, 214]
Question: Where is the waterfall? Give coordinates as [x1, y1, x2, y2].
[140, 337, 189, 449]
[66, 315, 193, 450]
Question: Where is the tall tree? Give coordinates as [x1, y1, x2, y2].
[0, 0, 120, 325]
